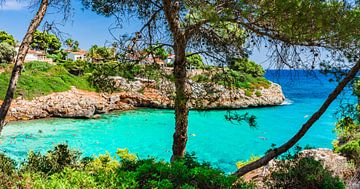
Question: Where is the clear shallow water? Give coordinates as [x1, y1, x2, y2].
[0, 70, 354, 172]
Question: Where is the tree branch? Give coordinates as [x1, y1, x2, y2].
[234, 60, 360, 177]
[0, 0, 49, 134]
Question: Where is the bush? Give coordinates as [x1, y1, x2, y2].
[0, 42, 16, 64]
[245, 89, 253, 97]
[228, 58, 265, 77]
[22, 144, 81, 175]
[265, 157, 345, 189]
[0, 145, 255, 189]
[63, 60, 90, 76]
[23, 168, 98, 189]
[0, 153, 16, 176]
[212, 69, 270, 90]
[0, 154, 18, 189]
[335, 139, 360, 165]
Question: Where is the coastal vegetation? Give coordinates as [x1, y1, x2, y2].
[0, 59, 269, 100]
[0, 144, 349, 189]
[0, 144, 255, 189]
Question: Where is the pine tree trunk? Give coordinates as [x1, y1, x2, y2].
[162, 0, 189, 161]
[234, 61, 360, 177]
[0, 0, 49, 134]
[172, 38, 188, 161]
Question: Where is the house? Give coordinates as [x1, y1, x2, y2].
[124, 51, 173, 67]
[24, 50, 53, 64]
[15, 46, 53, 64]
[165, 54, 175, 64]
[65, 50, 88, 61]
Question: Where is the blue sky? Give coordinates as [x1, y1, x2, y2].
[0, 0, 142, 48]
[0, 0, 270, 67]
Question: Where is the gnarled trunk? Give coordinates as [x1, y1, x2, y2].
[234, 61, 360, 177]
[162, 0, 189, 161]
[0, 0, 49, 134]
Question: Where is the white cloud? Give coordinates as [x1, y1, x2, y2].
[0, 0, 26, 10]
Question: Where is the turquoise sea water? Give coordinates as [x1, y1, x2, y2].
[0, 70, 354, 172]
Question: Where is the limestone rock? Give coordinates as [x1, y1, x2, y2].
[6, 77, 285, 121]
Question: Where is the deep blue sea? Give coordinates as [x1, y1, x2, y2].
[0, 70, 355, 172]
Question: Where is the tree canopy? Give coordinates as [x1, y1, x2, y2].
[87, 45, 117, 62]
[0, 31, 15, 46]
[31, 30, 61, 54]
[0, 43, 16, 64]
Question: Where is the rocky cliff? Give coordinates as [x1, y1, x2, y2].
[5, 77, 285, 121]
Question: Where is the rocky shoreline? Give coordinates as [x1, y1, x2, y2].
[5, 77, 285, 121]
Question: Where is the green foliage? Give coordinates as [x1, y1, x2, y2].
[0, 153, 16, 176]
[63, 60, 90, 76]
[245, 89, 253, 97]
[335, 140, 360, 165]
[213, 69, 270, 90]
[191, 74, 210, 83]
[0, 61, 95, 100]
[228, 58, 265, 78]
[88, 45, 116, 62]
[0, 42, 16, 64]
[46, 49, 69, 63]
[0, 145, 255, 189]
[22, 144, 81, 175]
[0, 30, 15, 46]
[265, 157, 345, 189]
[24, 61, 53, 72]
[23, 168, 98, 189]
[255, 91, 262, 97]
[65, 38, 80, 52]
[144, 44, 170, 60]
[236, 155, 260, 169]
[0, 153, 18, 188]
[31, 30, 61, 54]
[187, 54, 205, 69]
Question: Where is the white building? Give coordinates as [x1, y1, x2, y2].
[14, 47, 53, 64]
[25, 50, 53, 64]
[165, 54, 175, 64]
[65, 50, 87, 61]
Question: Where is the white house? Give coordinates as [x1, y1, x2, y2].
[165, 54, 175, 64]
[65, 50, 87, 61]
[15, 47, 53, 64]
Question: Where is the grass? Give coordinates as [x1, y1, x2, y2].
[0, 62, 95, 100]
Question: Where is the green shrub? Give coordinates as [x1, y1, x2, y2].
[245, 89, 253, 97]
[0, 153, 16, 176]
[228, 58, 265, 77]
[22, 144, 81, 175]
[0, 145, 255, 188]
[63, 60, 90, 76]
[265, 157, 345, 189]
[335, 139, 360, 165]
[24, 168, 98, 189]
[255, 91, 262, 97]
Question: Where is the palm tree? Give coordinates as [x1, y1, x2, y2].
[65, 38, 73, 50]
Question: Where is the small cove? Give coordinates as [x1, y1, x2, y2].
[0, 70, 352, 172]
